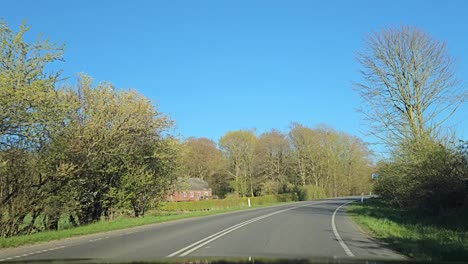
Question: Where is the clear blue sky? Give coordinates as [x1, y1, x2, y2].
[3, 0, 468, 153]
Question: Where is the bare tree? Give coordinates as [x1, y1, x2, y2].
[355, 26, 466, 146]
[254, 130, 289, 194]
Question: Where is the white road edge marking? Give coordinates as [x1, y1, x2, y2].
[0, 245, 66, 262]
[331, 200, 356, 257]
[167, 201, 327, 258]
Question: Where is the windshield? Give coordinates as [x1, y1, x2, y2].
[1, 1, 467, 263]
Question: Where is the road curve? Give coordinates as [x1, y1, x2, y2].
[0, 197, 404, 262]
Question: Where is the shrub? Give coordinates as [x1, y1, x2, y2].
[160, 194, 295, 211]
[375, 139, 468, 215]
[224, 193, 242, 200]
[260, 180, 282, 195]
[292, 185, 307, 201]
[290, 185, 326, 201]
[303, 185, 327, 200]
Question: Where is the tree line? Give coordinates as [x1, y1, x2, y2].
[180, 125, 373, 199]
[0, 20, 374, 237]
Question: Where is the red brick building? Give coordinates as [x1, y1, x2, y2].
[167, 178, 212, 202]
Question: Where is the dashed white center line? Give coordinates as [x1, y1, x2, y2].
[167, 201, 328, 258]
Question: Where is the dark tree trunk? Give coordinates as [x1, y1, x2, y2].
[46, 212, 61, 231]
[69, 214, 78, 227]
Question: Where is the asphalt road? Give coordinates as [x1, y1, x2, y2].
[0, 197, 404, 262]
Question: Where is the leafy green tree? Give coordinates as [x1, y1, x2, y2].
[55, 75, 175, 222]
[219, 130, 257, 197]
[179, 137, 228, 197]
[0, 20, 69, 236]
[0, 20, 65, 150]
[119, 138, 180, 217]
[180, 137, 225, 180]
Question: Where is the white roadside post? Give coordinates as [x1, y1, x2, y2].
[248, 198, 251, 207]
[361, 193, 364, 203]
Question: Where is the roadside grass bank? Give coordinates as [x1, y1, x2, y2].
[348, 198, 468, 261]
[0, 194, 306, 249]
[161, 193, 299, 211]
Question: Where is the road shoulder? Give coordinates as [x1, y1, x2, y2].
[339, 202, 406, 260]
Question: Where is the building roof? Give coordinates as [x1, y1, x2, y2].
[177, 178, 210, 190]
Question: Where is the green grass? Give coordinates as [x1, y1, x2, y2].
[348, 198, 468, 261]
[0, 200, 294, 249]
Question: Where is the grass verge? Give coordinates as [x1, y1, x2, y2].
[347, 198, 468, 261]
[0, 201, 293, 249]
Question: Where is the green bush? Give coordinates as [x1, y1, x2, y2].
[160, 194, 295, 212]
[291, 185, 326, 201]
[251, 193, 294, 204]
[224, 193, 242, 200]
[292, 185, 307, 201]
[303, 185, 327, 200]
[260, 180, 282, 195]
[375, 139, 468, 215]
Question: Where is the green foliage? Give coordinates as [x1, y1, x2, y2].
[160, 194, 295, 211]
[302, 185, 327, 200]
[0, 20, 177, 237]
[53, 75, 177, 222]
[291, 185, 307, 201]
[209, 125, 373, 201]
[0, 20, 70, 237]
[287, 124, 373, 196]
[210, 172, 233, 198]
[375, 139, 468, 214]
[356, 25, 467, 227]
[290, 185, 327, 201]
[259, 180, 282, 195]
[179, 138, 225, 188]
[219, 130, 258, 197]
[0, 19, 66, 150]
[349, 199, 468, 261]
[254, 130, 290, 194]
